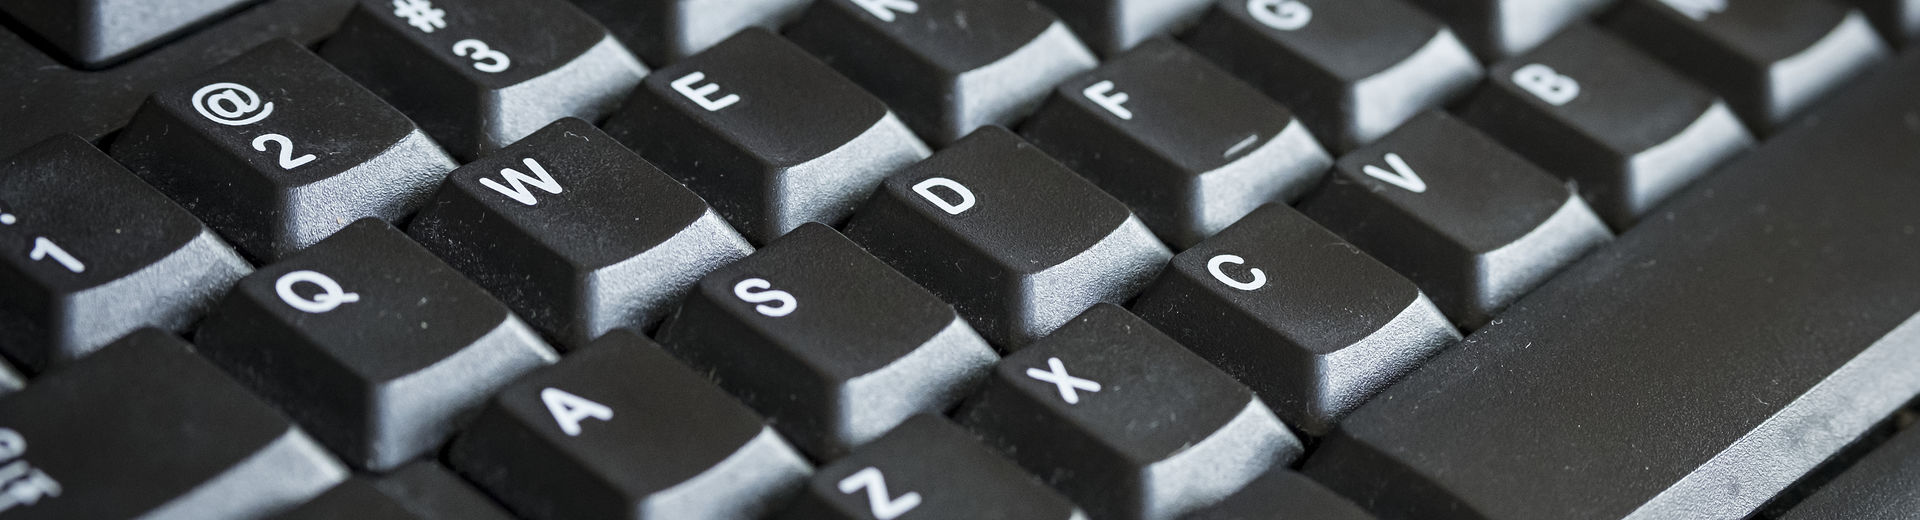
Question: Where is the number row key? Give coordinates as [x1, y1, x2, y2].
[0, 136, 251, 372]
[111, 39, 458, 261]
[788, 0, 1099, 145]
[321, 0, 649, 159]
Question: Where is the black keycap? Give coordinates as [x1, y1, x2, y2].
[447, 331, 812, 520]
[111, 39, 459, 261]
[275, 480, 425, 520]
[959, 304, 1302, 520]
[1605, 0, 1888, 133]
[1033, 0, 1213, 55]
[777, 414, 1087, 520]
[320, 0, 648, 159]
[843, 127, 1171, 348]
[369, 461, 518, 520]
[787, 0, 1099, 145]
[408, 118, 752, 348]
[604, 29, 930, 243]
[1184, 0, 1483, 152]
[1459, 24, 1754, 229]
[1179, 468, 1373, 520]
[657, 223, 998, 458]
[194, 218, 559, 471]
[0, 0, 255, 68]
[1854, 0, 1920, 46]
[0, 330, 346, 519]
[1131, 203, 1458, 435]
[1783, 424, 1920, 520]
[1022, 38, 1332, 249]
[1300, 53, 1920, 520]
[1404, 0, 1612, 61]
[0, 135, 251, 372]
[567, 0, 812, 64]
[1300, 111, 1611, 328]
[0, 0, 354, 158]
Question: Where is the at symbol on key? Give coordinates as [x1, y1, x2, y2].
[1027, 357, 1101, 404]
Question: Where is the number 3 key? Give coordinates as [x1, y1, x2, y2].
[321, 0, 650, 160]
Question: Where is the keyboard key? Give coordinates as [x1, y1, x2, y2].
[0, 0, 354, 158]
[1606, 0, 1888, 133]
[1854, 0, 1920, 45]
[1301, 52, 1920, 520]
[776, 414, 1087, 520]
[320, 0, 648, 159]
[568, 0, 812, 64]
[604, 29, 930, 243]
[194, 218, 559, 471]
[657, 223, 998, 458]
[1460, 24, 1754, 229]
[0, 329, 346, 519]
[447, 331, 812, 520]
[0, 0, 255, 68]
[1300, 111, 1611, 328]
[787, 0, 1099, 144]
[275, 480, 425, 520]
[1033, 0, 1213, 55]
[111, 39, 459, 261]
[843, 127, 1171, 348]
[368, 461, 518, 520]
[1184, 0, 1483, 152]
[1179, 468, 1373, 520]
[1782, 424, 1920, 519]
[959, 305, 1301, 520]
[0, 135, 251, 371]
[1022, 38, 1332, 249]
[408, 118, 752, 348]
[1404, 0, 1612, 61]
[1131, 203, 1458, 435]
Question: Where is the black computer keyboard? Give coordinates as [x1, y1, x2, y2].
[0, 0, 1917, 519]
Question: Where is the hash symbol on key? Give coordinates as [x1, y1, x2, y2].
[1027, 357, 1100, 404]
[393, 0, 447, 33]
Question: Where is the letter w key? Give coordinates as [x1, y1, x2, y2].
[480, 158, 563, 206]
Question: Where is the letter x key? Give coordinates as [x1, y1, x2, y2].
[1026, 357, 1100, 404]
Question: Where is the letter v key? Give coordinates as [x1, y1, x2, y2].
[1362, 152, 1428, 193]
